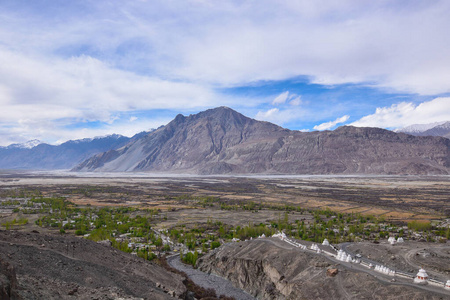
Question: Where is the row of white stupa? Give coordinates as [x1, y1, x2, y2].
[336, 249, 360, 263]
[374, 264, 396, 276]
[270, 232, 450, 291]
[388, 236, 404, 244]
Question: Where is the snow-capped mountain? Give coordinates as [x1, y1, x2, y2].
[396, 121, 450, 139]
[64, 134, 125, 145]
[0, 132, 150, 170]
[2, 139, 42, 149]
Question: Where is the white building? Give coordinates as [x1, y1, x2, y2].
[413, 268, 429, 284]
[445, 280, 450, 290]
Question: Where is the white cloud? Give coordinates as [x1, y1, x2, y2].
[0, 49, 217, 119]
[0, 47, 227, 145]
[157, 1, 450, 94]
[256, 108, 279, 120]
[129, 116, 138, 122]
[272, 91, 289, 105]
[272, 91, 302, 106]
[255, 107, 306, 125]
[313, 115, 350, 131]
[351, 97, 450, 129]
[289, 96, 302, 106]
[2, 1, 450, 95]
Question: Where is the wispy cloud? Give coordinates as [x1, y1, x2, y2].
[351, 97, 450, 129]
[272, 92, 289, 105]
[255, 108, 280, 120]
[272, 91, 302, 106]
[313, 115, 350, 131]
[289, 96, 302, 106]
[254, 106, 307, 126]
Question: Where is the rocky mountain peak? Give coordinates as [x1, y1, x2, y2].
[188, 106, 250, 124]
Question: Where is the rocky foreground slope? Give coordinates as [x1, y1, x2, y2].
[0, 230, 185, 299]
[197, 239, 446, 299]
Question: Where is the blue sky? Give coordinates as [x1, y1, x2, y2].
[0, 0, 449, 145]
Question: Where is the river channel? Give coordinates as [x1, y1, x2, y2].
[167, 255, 256, 300]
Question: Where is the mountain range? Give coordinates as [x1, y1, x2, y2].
[0, 132, 149, 170]
[73, 107, 450, 175]
[396, 121, 450, 139]
[0, 107, 448, 175]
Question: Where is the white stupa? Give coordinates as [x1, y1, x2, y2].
[445, 280, 450, 290]
[345, 254, 352, 262]
[322, 239, 330, 246]
[388, 236, 396, 245]
[272, 232, 286, 240]
[413, 268, 429, 284]
[397, 237, 404, 243]
[336, 249, 351, 262]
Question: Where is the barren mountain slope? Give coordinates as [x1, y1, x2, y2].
[74, 107, 450, 175]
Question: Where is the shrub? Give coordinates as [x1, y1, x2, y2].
[211, 241, 221, 249]
[407, 220, 432, 231]
[181, 251, 199, 266]
[75, 229, 85, 235]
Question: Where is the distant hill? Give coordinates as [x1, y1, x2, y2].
[74, 107, 450, 175]
[396, 121, 450, 139]
[0, 132, 149, 170]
